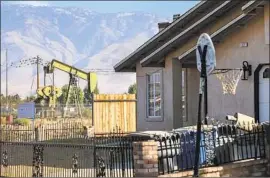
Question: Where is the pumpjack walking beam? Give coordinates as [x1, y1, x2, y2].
[44, 59, 97, 117]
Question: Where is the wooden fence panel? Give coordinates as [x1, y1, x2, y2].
[93, 94, 136, 133]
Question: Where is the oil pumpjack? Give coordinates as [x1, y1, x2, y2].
[35, 59, 97, 118]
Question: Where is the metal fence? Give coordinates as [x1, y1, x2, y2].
[34, 104, 92, 119]
[0, 119, 89, 142]
[94, 132, 150, 177]
[155, 122, 266, 175]
[0, 123, 150, 177]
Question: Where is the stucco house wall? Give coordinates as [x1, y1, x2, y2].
[164, 3, 269, 126]
[127, 1, 269, 131]
[136, 63, 167, 131]
[265, 2, 269, 45]
[184, 68, 200, 126]
[160, 2, 253, 128]
[207, 7, 269, 120]
[136, 58, 183, 131]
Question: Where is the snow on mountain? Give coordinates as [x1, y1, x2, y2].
[1, 3, 167, 97]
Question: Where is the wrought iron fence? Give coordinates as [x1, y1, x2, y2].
[155, 122, 266, 175]
[0, 142, 95, 177]
[94, 132, 150, 177]
[0, 124, 151, 177]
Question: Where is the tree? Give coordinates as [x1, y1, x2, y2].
[128, 83, 137, 94]
[1, 94, 22, 105]
[58, 85, 84, 105]
[25, 95, 36, 102]
[83, 85, 99, 104]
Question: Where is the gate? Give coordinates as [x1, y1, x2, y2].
[93, 94, 137, 133]
[0, 123, 148, 177]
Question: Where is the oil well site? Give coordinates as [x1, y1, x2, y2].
[0, 0, 270, 177]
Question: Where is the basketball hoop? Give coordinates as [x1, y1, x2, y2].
[211, 68, 243, 95]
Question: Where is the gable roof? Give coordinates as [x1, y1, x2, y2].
[176, 0, 266, 63]
[114, 0, 217, 72]
[140, 0, 265, 67]
[114, 0, 266, 72]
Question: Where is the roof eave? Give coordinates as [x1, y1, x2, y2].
[141, 0, 263, 67]
[178, 12, 257, 62]
[140, 0, 236, 67]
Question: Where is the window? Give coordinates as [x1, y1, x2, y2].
[147, 71, 162, 117]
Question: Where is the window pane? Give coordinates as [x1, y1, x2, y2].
[147, 71, 162, 117]
[148, 74, 155, 84]
[155, 83, 161, 92]
[155, 73, 160, 83]
[155, 100, 161, 116]
[149, 106, 154, 116]
[149, 99, 154, 108]
[148, 84, 153, 98]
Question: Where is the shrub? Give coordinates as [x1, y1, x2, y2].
[82, 108, 92, 119]
[13, 118, 31, 126]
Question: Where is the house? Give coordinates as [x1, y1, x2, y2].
[114, 0, 270, 131]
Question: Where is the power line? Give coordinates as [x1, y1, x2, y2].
[10, 56, 49, 68]
[4, 55, 135, 76]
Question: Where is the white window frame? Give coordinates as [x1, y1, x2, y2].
[146, 69, 163, 121]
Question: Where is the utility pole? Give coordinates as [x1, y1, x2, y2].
[6, 49, 8, 113]
[36, 55, 40, 90]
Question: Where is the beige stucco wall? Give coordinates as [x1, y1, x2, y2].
[183, 68, 200, 126]
[136, 63, 167, 131]
[265, 2, 269, 45]
[165, 3, 269, 125]
[135, 2, 269, 131]
[207, 8, 269, 120]
[163, 2, 249, 126]
[136, 58, 183, 131]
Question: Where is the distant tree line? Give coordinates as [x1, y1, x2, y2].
[1, 83, 139, 107]
[0, 84, 100, 108]
[1, 94, 23, 107]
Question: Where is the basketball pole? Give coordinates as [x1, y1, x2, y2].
[204, 70, 208, 125]
[193, 45, 208, 177]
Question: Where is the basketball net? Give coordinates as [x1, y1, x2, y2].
[211, 69, 243, 95]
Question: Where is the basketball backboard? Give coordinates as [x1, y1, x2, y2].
[196, 33, 216, 75]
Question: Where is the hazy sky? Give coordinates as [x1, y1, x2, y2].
[5, 1, 200, 18]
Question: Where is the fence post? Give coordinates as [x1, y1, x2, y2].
[91, 93, 94, 127]
[264, 124, 270, 176]
[35, 127, 39, 142]
[133, 140, 159, 177]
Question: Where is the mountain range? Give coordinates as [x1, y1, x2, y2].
[1, 2, 168, 97]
